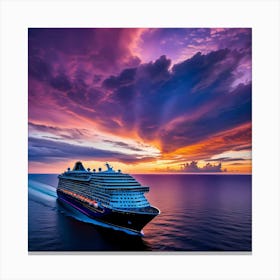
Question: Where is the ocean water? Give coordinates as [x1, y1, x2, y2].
[28, 174, 251, 251]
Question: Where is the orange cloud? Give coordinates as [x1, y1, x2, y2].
[163, 122, 251, 162]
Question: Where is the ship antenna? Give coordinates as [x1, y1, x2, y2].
[105, 162, 113, 171]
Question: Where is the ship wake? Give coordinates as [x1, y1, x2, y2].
[28, 180, 57, 199]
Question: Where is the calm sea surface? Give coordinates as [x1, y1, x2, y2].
[28, 174, 251, 251]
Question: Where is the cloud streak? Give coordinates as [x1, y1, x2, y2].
[29, 137, 157, 164]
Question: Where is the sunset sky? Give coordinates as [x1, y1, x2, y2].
[28, 28, 252, 174]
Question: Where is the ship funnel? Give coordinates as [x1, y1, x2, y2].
[73, 161, 86, 171]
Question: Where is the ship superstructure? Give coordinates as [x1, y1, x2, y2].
[57, 161, 159, 233]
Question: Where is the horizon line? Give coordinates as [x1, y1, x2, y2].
[28, 172, 252, 175]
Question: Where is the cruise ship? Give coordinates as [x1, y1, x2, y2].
[57, 161, 160, 234]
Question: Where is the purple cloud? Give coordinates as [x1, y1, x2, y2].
[28, 137, 156, 164]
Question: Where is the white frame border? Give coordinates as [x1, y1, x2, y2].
[1, 1, 279, 280]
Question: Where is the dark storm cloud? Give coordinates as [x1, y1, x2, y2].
[95, 49, 251, 152]
[28, 137, 156, 164]
[140, 55, 171, 81]
[103, 68, 137, 89]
